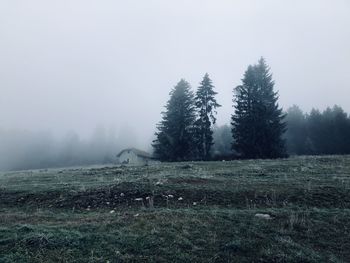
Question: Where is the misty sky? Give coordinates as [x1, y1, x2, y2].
[1, 0, 349, 149]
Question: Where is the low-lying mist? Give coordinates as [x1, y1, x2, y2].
[0, 124, 233, 171]
[0, 126, 147, 171]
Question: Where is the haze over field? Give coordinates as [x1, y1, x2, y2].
[0, 0, 349, 169]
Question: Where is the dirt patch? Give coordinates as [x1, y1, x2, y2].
[1, 182, 350, 211]
[168, 177, 222, 185]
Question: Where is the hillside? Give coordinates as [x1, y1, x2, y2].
[0, 156, 349, 262]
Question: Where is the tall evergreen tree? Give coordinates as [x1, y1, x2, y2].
[231, 58, 287, 159]
[152, 79, 196, 161]
[194, 73, 221, 160]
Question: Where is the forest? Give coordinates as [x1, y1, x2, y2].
[153, 58, 350, 161]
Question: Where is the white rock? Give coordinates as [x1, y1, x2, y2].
[255, 213, 273, 220]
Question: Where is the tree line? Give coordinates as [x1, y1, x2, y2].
[153, 58, 286, 161]
[153, 58, 350, 161]
[285, 105, 350, 155]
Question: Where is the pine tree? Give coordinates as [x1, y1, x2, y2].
[152, 79, 197, 161]
[194, 73, 221, 160]
[231, 58, 287, 159]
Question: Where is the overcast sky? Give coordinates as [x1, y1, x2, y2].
[1, 0, 349, 148]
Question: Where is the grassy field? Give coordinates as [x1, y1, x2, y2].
[0, 156, 350, 262]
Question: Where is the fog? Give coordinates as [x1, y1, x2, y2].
[0, 1, 349, 170]
[0, 126, 140, 170]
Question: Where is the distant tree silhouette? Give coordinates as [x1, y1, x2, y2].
[152, 79, 197, 161]
[231, 58, 287, 159]
[285, 105, 308, 155]
[212, 124, 234, 159]
[306, 105, 350, 155]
